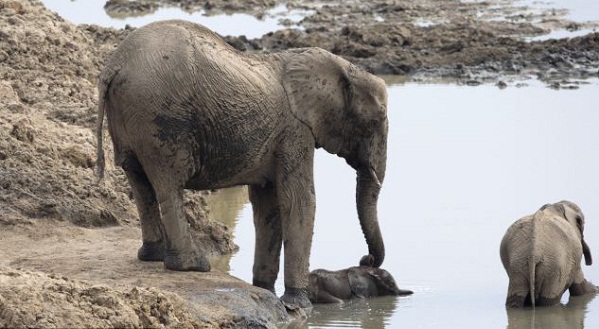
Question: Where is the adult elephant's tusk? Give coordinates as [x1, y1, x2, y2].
[369, 166, 382, 188]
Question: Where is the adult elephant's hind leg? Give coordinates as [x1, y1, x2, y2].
[249, 183, 282, 293]
[125, 169, 165, 261]
[156, 184, 210, 272]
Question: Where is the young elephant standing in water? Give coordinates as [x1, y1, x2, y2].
[500, 201, 599, 308]
[307, 255, 413, 303]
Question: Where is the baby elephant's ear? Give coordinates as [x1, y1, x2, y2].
[348, 268, 372, 298]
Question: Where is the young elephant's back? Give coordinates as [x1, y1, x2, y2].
[532, 215, 583, 275]
[500, 215, 534, 270]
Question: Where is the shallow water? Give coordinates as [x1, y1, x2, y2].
[520, 0, 599, 41]
[210, 80, 599, 328]
[41, 0, 307, 38]
[41, 1, 599, 327]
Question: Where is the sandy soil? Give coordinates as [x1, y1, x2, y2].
[1, 0, 598, 328]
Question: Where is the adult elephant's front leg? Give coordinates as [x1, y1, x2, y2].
[276, 142, 316, 310]
[249, 183, 282, 293]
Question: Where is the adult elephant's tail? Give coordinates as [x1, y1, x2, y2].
[96, 67, 119, 182]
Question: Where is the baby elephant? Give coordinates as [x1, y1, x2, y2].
[500, 201, 598, 308]
[307, 255, 413, 304]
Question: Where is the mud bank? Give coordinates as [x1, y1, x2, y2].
[104, 0, 599, 83]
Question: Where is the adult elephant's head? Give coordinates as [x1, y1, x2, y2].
[283, 48, 389, 267]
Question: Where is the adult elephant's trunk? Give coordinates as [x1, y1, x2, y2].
[356, 162, 386, 268]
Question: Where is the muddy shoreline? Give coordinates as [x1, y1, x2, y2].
[104, 0, 599, 84]
[1, 0, 598, 328]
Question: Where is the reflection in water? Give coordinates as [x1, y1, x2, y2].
[203, 187, 248, 272]
[204, 187, 248, 228]
[288, 297, 399, 329]
[506, 294, 597, 329]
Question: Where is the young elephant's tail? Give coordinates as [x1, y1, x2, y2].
[529, 257, 536, 308]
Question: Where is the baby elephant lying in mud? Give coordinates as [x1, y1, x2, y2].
[500, 201, 599, 308]
[307, 255, 413, 303]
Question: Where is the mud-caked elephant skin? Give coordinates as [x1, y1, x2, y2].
[96, 20, 389, 311]
[500, 201, 599, 308]
[307, 255, 413, 303]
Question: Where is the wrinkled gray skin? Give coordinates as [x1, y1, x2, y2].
[307, 255, 413, 304]
[96, 20, 389, 311]
[500, 201, 599, 308]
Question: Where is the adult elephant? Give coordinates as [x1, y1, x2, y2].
[96, 20, 389, 311]
[500, 201, 598, 308]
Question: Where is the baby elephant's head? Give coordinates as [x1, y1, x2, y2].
[355, 254, 413, 297]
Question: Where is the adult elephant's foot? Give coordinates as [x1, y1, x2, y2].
[163, 249, 211, 272]
[137, 241, 166, 261]
[281, 287, 312, 311]
[253, 280, 276, 294]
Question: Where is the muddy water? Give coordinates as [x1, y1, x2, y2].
[210, 81, 599, 328]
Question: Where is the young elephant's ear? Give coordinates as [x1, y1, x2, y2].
[582, 239, 593, 266]
[558, 201, 592, 266]
[578, 217, 593, 266]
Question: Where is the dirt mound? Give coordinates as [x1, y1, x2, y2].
[0, 267, 208, 329]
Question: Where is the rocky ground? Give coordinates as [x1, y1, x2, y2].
[1, 0, 598, 328]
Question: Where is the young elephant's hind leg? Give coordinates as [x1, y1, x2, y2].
[125, 169, 166, 261]
[505, 274, 531, 308]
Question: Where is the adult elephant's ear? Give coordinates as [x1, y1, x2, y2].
[282, 48, 347, 147]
